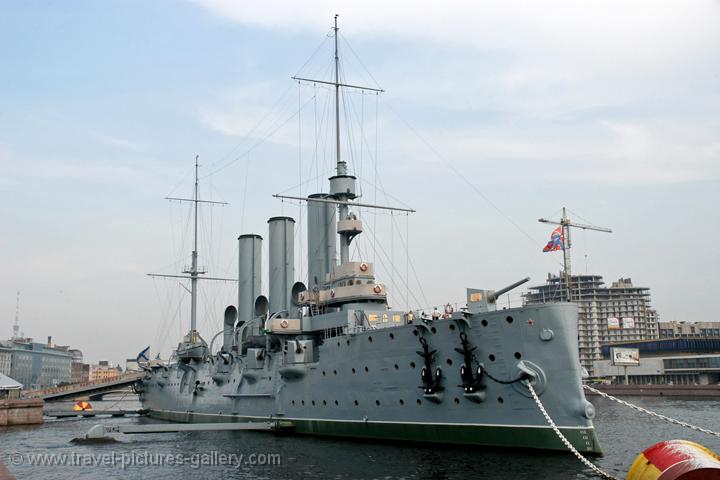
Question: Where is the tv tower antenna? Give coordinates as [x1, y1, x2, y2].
[13, 291, 20, 339]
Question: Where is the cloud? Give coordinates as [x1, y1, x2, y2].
[189, 0, 720, 187]
[190, 0, 720, 69]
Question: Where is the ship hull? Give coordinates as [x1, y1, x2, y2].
[140, 302, 602, 454]
[145, 408, 599, 452]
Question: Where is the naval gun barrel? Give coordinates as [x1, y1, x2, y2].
[488, 277, 530, 303]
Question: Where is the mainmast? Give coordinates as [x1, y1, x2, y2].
[148, 156, 235, 338]
[190, 156, 200, 332]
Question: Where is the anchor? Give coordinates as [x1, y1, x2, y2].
[416, 337, 444, 402]
[454, 331, 486, 402]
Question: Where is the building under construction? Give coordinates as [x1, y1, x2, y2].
[524, 273, 659, 376]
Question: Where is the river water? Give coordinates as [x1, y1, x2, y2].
[1, 395, 719, 479]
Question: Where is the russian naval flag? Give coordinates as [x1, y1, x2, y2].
[542, 227, 564, 252]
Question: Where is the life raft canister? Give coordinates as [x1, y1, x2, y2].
[627, 439, 720, 480]
[373, 285, 382, 294]
[330, 289, 336, 298]
[360, 262, 368, 272]
[280, 319, 289, 329]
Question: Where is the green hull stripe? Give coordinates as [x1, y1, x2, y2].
[147, 409, 602, 454]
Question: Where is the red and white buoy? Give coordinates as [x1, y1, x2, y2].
[627, 440, 720, 480]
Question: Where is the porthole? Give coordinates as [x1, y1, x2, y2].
[334, 400, 339, 405]
[323, 400, 327, 406]
[354, 400, 359, 406]
[412, 329, 418, 336]
[311, 400, 316, 406]
[333, 370, 337, 375]
[375, 400, 380, 406]
[352, 368, 356, 374]
[416, 399, 422, 405]
[514, 352, 522, 359]
[368, 336, 373, 343]
[489, 354, 496, 362]
[389, 333, 395, 340]
[346, 340, 350, 345]
[301, 400, 305, 406]
[454, 398, 460, 405]
[364, 366, 369, 373]
[431, 327, 437, 334]
[506, 316, 513, 324]
[498, 397, 504, 404]
[394, 364, 399, 370]
[449, 324, 456, 331]
[322, 370, 326, 376]
[291, 400, 295, 405]
[481, 319, 488, 327]
[446, 358, 453, 366]
[399, 399, 405, 406]
[410, 362, 416, 368]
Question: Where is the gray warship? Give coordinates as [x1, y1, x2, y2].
[138, 17, 601, 454]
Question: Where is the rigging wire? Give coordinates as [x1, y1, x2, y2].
[203, 94, 317, 178]
[383, 100, 566, 273]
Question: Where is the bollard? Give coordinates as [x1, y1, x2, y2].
[627, 440, 720, 480]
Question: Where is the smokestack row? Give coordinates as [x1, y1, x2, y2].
[307, 193, 336, 292]
[268, 216, 295, 318]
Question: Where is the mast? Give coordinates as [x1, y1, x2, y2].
[332, 14, 351, 265]
[190, 155, 199, 333]
[334, 14, 342, 176]
[287, 16, 393, 269]
[561, 207, 571, 300]
[148, 156, 235, 339]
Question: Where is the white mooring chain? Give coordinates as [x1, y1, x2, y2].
[583, 384, 720, 438]
[525, 381, 620, 480]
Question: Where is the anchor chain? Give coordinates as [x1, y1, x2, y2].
[583, 384, 720, 438]
[525, 381, 619, 480]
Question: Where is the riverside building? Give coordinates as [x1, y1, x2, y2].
[524, 274, 659, 376]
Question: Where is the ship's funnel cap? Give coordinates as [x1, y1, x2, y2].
[291, 281, 307, 306]
[224, 305, 237, 327]
[254, 295, 269, 317]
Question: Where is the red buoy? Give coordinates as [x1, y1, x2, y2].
[627, 440, 720, 480]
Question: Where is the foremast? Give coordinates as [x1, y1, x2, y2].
[275, 15, 413, 312]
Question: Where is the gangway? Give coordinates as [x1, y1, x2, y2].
[23, 373, 145, 402]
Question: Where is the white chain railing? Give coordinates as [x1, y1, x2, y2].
[525, 381, 620, 480]
[583, 384, 720, 438]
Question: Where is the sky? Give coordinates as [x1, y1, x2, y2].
[1, 1, 718, 365]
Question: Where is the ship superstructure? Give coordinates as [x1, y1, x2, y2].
[139, 17, 601, 453]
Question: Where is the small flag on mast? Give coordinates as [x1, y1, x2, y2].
[136, 346, 150, 363]
[542, 226, 564, 252]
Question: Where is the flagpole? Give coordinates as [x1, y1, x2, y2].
[562, 207, 571, 301]
[539, 206, 612, 302]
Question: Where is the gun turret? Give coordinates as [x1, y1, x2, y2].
[487, 277, 530, 303]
